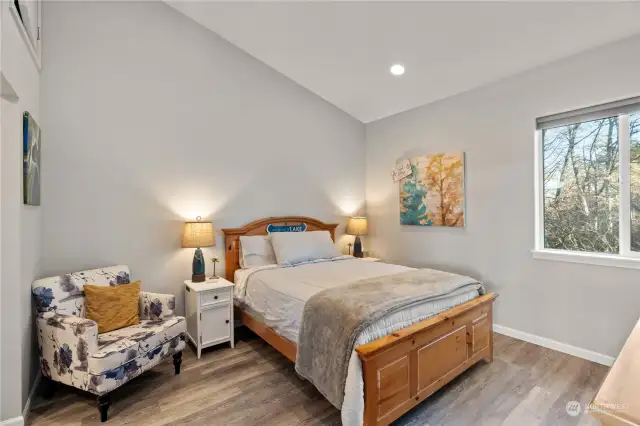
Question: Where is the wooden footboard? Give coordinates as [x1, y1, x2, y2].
[355, 293, 497, 426]
[240, 293, 497, 426]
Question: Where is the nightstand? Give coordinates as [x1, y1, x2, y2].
[361, 257, 381, 262]
[184, 278, 234, 359]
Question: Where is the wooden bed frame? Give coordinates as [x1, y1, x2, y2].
[222, 216, 497, 426]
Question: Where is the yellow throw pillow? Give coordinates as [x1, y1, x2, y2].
[85, 281, 141, 333]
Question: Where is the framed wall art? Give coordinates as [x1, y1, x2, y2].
[400, 153, 465, 227]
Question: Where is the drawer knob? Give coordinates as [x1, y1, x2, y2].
[214, 295, 218, 300]
[225, 320, 230, 324]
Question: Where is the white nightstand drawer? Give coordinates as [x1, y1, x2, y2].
[201, 305, 231, 344]
[201, 288, 230, 306]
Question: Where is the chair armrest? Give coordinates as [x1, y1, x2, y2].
[139, 291, 176, 320]
[36, 312, 98, 376]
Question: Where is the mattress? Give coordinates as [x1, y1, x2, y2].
[234, 258, 482, 426]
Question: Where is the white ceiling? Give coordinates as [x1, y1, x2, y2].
[168, 2, 640, 123]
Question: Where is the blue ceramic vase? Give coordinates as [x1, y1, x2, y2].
[192, 248, 206, 282]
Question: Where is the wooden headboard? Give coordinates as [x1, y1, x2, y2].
[221, 216, 339, 282]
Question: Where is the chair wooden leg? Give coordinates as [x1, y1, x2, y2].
[41, 378, 56, 400]
[97, 393, 110, 422]
[173, 351, 182, 375]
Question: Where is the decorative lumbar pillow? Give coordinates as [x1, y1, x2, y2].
[85, 281, 141, 333]
[240, 235, 277, 268]
[270, 230, 341, 266]
[139, 291, 176, 320]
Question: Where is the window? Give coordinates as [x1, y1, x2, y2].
[535, 97, 640, 267]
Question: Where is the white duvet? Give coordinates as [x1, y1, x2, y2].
[234, 257, 481, 426]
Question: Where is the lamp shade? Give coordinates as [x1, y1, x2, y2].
[346, 216, 368, 236]
[182, 221, 215, 248]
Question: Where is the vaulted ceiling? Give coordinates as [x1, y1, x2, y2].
[168, 2, 640, 123]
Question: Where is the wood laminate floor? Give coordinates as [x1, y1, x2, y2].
[27, 329, 608, 426]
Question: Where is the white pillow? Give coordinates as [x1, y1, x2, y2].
[270, 231, 341, 266]
[239, 235, 276, 268]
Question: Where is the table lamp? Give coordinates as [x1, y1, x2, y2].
[182, 217, 215, 282]
[346, 215, 368, 258]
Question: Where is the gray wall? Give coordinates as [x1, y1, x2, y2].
[0, 0, 42, 421]
[365, 34, 640, 358]
[40, 2, 365, 316]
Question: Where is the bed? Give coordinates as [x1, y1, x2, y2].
[223, 216, 497, 426]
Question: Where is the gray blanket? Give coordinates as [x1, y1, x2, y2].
[294, 268, 484, 409]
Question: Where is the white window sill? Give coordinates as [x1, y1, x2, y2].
[532, 249, 640, 270]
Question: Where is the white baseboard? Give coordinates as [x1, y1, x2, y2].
[0, 416, 24, 426]
[493, 324, 615, 367]
[22, 371, 42, 422]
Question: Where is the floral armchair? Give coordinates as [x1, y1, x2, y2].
[32, 265, 186, 422]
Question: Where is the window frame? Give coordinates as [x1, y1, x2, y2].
[533, 105, 640, 269]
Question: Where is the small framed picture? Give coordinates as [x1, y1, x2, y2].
[23, 112, 41, 206]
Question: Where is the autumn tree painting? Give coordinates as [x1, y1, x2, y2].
[400, 153, 465, 227]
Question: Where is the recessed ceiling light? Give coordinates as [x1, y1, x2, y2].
[390, 64, 405, 76]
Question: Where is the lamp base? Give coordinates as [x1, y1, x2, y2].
[192, 247, 206, 282]
[353, 236, 364, 258]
